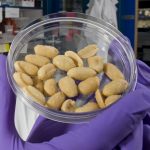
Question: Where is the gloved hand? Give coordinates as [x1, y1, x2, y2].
[0, 54, 150, 150]
[116, 60, 150, 150]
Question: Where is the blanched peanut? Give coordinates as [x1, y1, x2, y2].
[78, 76, 100, 95]
[13, 43, 129, 113]
[14, 61, 24, 72]
[35, 81, 44, 93]
[32, 76, 44, 93]
[34, 45, 59, 58]
[53, 55, 76, 71]
[77, 44, 99, 58]
[67, 67, 96, 80]
[95, 89, 105, 108]
[75, 102, 99, 113]
[88, 56, 103, 73]
[102, 79, 128, 96]
[105, 95, 121, 106]
[23, 85, 45, 105]
[61, 99, 76, 112]
[59, 76, 78, 97]
[38, 63, 56, 80]
[44, 79, 58, 96]
[47, 92, 66, 110]
[65, 51, 83, 67]
[104, 63, 125, 80]
[13, 72, 33, 87]
[25, 54, 50, 67]
[14, 61, 38, 76]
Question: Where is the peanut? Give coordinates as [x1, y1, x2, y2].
[44, 79, 58, 96]
[88, 56, 103, 73]
[95, 89, 105, 108]
[65, 51, 83, 67]
[23, 85, 45, 105]
[104, 63, 125, 80]
[13, 72, 33, 87]
[58, 76, 78, 97]
[75, 102, 99, 113]
[14, 61, 38, 76]
[105, 95, 121, 106]
[14, 61, 24, 72]
[67, 67, 96, 80]
[32, 76, 44, 93]
[25, 54, 50, 67]
[78, 76, 100, 95]
[61, 99, 76, 112]
[53, 55, 76, 71]
[34, 44, 59, 58]
[13, 43, 129, 113]
[47, 92, 66, 110]
[38, 63, 56, 80]
[77, 44, 99, 58]
[35, 81, 44, 93]
[102, 79, 128, 96]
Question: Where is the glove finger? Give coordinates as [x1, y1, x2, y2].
[27, 117, 69, 143]
[0, 54, 15, 100]
[0, 55, 8, 83]
[0, 55, 17, 145]
[119, 121, 143, 150]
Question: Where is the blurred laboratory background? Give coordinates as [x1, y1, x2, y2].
[0, 0, 150, 65]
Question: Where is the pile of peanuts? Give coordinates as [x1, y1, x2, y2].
[13, 44, 128, 113]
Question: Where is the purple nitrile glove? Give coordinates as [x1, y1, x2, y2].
[1, 54, 150, 150]
[27, 61, 150, 150]
[118, 121, 143, 150]
[115, 60, 150, 150]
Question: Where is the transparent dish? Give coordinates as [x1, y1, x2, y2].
[7, 12, 137, 123]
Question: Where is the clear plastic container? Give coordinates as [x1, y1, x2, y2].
[7, 12, 137, 123]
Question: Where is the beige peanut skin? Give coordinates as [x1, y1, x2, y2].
[105, 95, 121, 106]
[47, 92, 66, 110]
[65, 51, 83, 67]
[44, 79, 58, 96]
[104, 63, 125, 80]
[53, 55, 76, 71]
[32, 76, 44, 93]
[58, 76, 78, 97]
[35, 81, 44, 93]
[25, 54, 50, 67]
[23, 85, 45, 105]
[77, 44, 99, 58]
[102, 79, 128, 96]
[67, 67, 96, 80]
[78, 76, 100, 95]
[61, 99, 76, 112]
[95, 89, 105, 108]
[14, 61, 38, 76]
[38, 63, 56, 80]
[88, 56, 104, 73]
[34, 45, 59, 58]
[75, 102, 99, 113]
[13, 72, 33, 87]
[14, 61, 24, 72]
